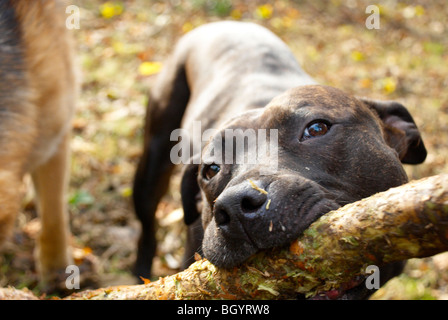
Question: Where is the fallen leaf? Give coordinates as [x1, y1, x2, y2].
[138, 61, 163, 76]
[382, 77, 397, 94]
[140, 276, 151, 285]
[182, 22, 194, 34]
[255, 4, 273, 19]
[230, 9, 242, 20]
[351, 50, 365, 62]
[100, 2, 124, 19]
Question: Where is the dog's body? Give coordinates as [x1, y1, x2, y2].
[133, 21, 426, 299]
[0, 0, 77, 283]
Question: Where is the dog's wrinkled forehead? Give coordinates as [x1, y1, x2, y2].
[213, 85, 371, 133]
[261, 84, 371, 123]
[201, 84, 379, 158]
[270, 85, 360, 109]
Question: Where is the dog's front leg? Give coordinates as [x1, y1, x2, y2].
[32, 134, 73, 284]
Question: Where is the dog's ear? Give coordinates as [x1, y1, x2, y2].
[360, 98, 427, 164]
[181, 162, 202, 225]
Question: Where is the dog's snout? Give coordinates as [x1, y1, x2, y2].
[214, 182, 268, 228]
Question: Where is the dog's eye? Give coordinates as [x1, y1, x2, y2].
[203, 164, 220, 180]
[301, 121, 331, 141]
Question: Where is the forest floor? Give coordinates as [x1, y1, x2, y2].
[1, 0, 448, 299]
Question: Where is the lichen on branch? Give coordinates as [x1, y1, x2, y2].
[63, 174, 448, 300]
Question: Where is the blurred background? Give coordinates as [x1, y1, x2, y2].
[1, 0, 447, 299]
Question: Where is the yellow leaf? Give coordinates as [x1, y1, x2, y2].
[382, 77, 397, 94]
[120, 187, 132, 198]
[139, 61, 163, 76]
[182, 22, 194, 34]
[100, 2, 123, 19]
[415, 5, 425, 16]
[255, 4, 273, 19]
[230, 9, 242, 20]
[351, 50, 365, 62]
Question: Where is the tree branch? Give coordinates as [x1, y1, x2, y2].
[66, 174, 448, 300]
[3, 174, 448, 300]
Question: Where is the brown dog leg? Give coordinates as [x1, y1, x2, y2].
[32, 134, 73, 283]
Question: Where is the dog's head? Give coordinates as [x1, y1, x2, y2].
[181, 85, 426, 287]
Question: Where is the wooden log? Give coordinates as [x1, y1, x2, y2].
[64, 174, 448, 300]
[0, 287, 39, 300]
[2, 174, 447, 300]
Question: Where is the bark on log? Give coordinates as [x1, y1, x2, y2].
[64, 174, 448, 300]
[0, 287, 39, 300]
[3, 174, 448, 300]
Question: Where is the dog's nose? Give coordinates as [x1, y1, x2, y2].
[214, 181, 268, 228]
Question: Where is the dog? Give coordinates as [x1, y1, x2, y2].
[133, 21, 426, 299]
[0, 0, 77, 284]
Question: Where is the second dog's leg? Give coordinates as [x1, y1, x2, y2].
[32, 134, 73, 283]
